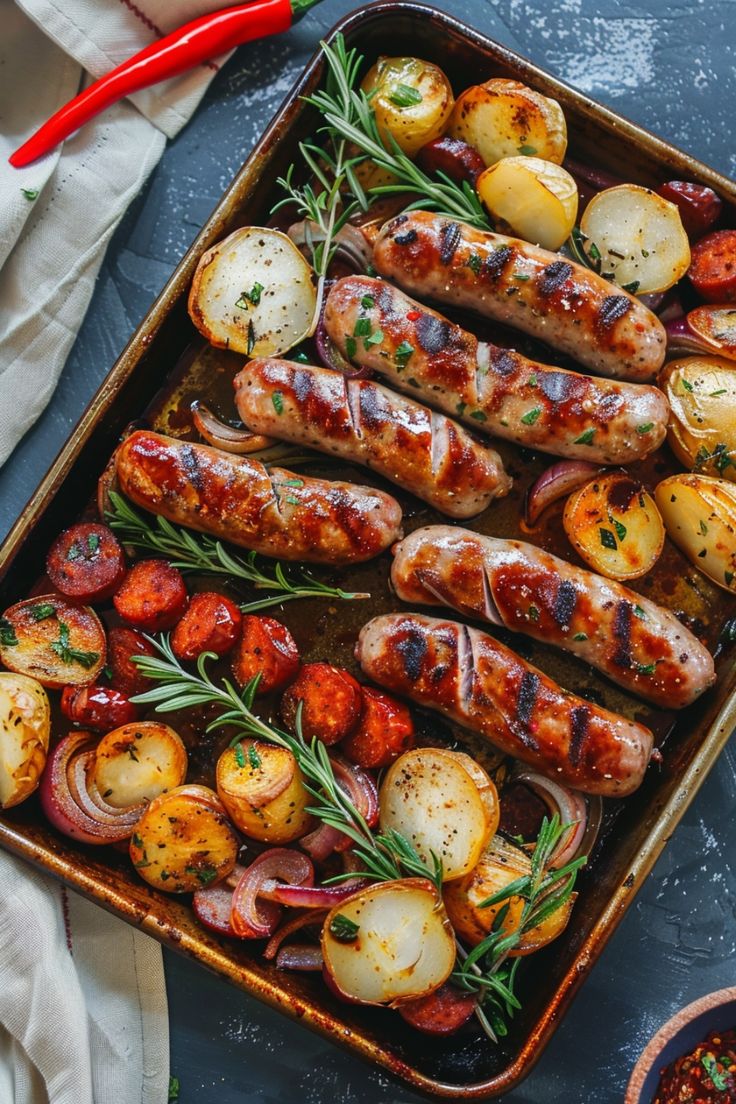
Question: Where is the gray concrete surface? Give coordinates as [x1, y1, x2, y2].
[1, 1, 734, 1100]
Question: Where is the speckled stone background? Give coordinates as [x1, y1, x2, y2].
[1, 1, 735, 1101]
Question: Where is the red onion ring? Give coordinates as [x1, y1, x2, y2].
[524, 460, 605, 528]
[191, 400, 277, 454]
[67, 750, 144, 828]
[39, 732, 143, 845]
[264, 908, 328, 960]
[299, 822, 346, 862]
[666, 307, 736, 361]
[275, 944, 324, 971]
[193, 865, 248, 937]
[287, 220, 373, 274]
[510, 767, 594, 868]
[259, 879, 368, 909]
[230, 849, 314, 939]
[300, 757, 379, 860]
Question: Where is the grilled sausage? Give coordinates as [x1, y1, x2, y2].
[356, 613, 654, 797]
[114, 430, 402, 565]
[372, 211, 667, 382]
[233, 358, 510, 518]
[323, 276, 668, 465]
[391, 526, 715, 709]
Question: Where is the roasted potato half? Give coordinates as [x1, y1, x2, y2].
[322, 879, 456, 1005]
[130, 785, 239, 893]
[360, 56, 454, 157]
[448, 78, 567, 168]
[188, 227, 317, 357]
[443, 835, 574, 953]
[92, 721, 187, 809]
[0, 595, 105, 689]
[659, 356, 736, 480]
[563, 472, 665, 580]
[477, 155, 578, 250]
[0, 673, 50, 809]
[216, 740, 313, 844]
[655, 473, 736, 594]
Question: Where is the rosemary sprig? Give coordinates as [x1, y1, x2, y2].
[130, 635, 442, 892]
[452, 816, 586, 1037]
[106, 491, 368, 612]
[302, 36, 491, 230]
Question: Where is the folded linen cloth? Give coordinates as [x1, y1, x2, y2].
[0, 0, 234, 466]
[0, 849, 169, 1104]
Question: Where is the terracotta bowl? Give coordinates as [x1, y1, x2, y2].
[626, 987, 736, 1103]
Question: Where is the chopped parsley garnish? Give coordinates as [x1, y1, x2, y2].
[364, 328, 384, 348]
[361, 295, 375, 309]
[30, 603, 57, 622]
[456, 401, 467, 417]
[574, 428, 595, 445]
[0, 618, 18, 647]
[521, 407, 542, 425]
[285, 495, 300, 506]
[132, 833, 144, 849]
[726, 570, 735, 587]
[345, 336, 357, 359]
[528, 605, 540, 621]
[636, 423, 654, 435]
[513, 271, 530, 281]
[588, 241, 602, 262]
[292, 348, 311, 363]
[701, 1055, 729, 1092]
[467, 253, 483, 275]
[694, 442, 735, 475]
[633, 605, 648, 621]
[470, 409, 487, 422]
[354, 317, 372, 338]
[395, 340, 414, 368]
[528, 373, 538, 388]
[282, 478, 304, 488]
[599, 528, 617, 550]
[21, 188, 39, 201]
[388, 84, 423, 108]
[329, 913, 360, 942]
[681, 377, 694, 392]
[235, 282, 264, 309]
[234, 742, 246, 768]
[699, 519, 708, 535]
[635, 662, 657, 676]
[49, 621, 100, 669]
[621, 280, 640, 294]
[709, 388, 728, 397]
[248, 744, 262, 770]
[169, 1076, 181, 1103]
[186, 865, 218, 886]
[612, 519, 627, 543]
[573, 632, 588, 641]
[271, 391, 284, 415]
[518, 144, 537, 155]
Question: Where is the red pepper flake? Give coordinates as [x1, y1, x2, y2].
[406, 310, 421, 321]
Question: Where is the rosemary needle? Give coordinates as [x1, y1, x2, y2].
[106, 491, 369, 612]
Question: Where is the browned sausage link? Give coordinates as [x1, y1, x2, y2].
[391, 526, 716, 709]
[114, 430, 402, 565]
[233, 359, 510, 519]
[356, 613, 654, 797]
[323, 276, 668, 465]
[372, 211, 667, 382]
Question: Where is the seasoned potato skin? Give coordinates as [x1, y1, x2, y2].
[216, 741, 313, 844]
[0, 595, 106, 689]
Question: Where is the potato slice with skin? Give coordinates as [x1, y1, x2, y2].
[360, 56, 454, 158]
[563, 472, 665, 580]
[477, 156, 578, 251]
[655, 474, 736, 594]
[0, 673, 50, 808]
[130, 785, 238, 893]
[448, 78, 567, 168]
[322, 879, 456, 1006]
[188, 227, 317, 357]
[443, 835, 574, 953]
[0, 595, 105, 689]
[216, 740, 313, 844]
[659, 357, 736, 480]
[379, 748, 494, 881]
[580, 184, 691, 294]
[92, 722, 187, 809]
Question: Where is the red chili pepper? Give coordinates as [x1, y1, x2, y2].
[10, 0, 320, 169]
[406, 310, 421, 320]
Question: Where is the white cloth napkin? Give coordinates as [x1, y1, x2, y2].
[0, 849, 169, 1104]
[0, 0, 234, 466]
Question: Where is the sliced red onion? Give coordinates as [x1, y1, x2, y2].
[191, 400, 276, 454]
[300, 822, 346, 862]
[300, 757, 379, 860]
[230, 849, 314, 939]
[39, 732, 142, 845]
[259, 879, 367, 909]
[287, 220, 373, 274]
[276, 944, 324, 971]
[264, 908, 328, 961]
[314, 309, 373, 379]
[665, 306, 736, 361]
[638, 292, 666, 313]
[510, 767, 591, 868]
[524, 460, 604, 527]
[193, 865, 248, 937]
[67, 750, 144, 828]
[654, 290, 685, 323]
